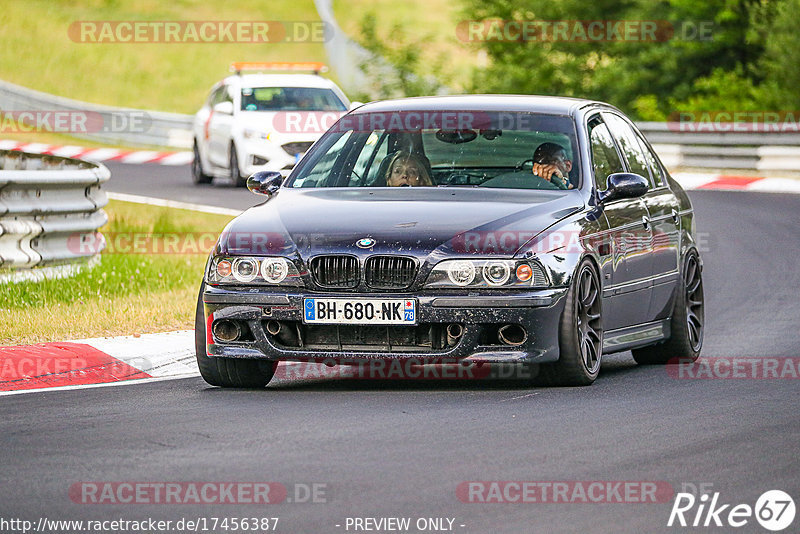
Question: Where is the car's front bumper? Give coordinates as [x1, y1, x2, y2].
[203, 286, 569, 364]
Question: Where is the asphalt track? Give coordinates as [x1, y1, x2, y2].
[1, 162, 798, 533]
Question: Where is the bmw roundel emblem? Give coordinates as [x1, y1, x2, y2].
[356, 237, 375, 248]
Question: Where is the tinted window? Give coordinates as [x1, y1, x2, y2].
[240, 87, 346, 111]
[588, 118, 624, 190]
[208, 86, 227, 106]
[603, 113, 652, 186]
[287, 112, 581, 190]
[634, 132, 665, 186]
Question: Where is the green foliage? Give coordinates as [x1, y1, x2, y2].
[461, 0, 799, 118]
[354, 13, 447, 100]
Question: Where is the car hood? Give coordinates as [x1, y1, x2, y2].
[218, 187, 583, 260]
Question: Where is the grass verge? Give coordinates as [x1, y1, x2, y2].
[0, 0, 330, 113]
[0, 199, 234, 345]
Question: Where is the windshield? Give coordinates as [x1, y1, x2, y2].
[286, 111, 580, 190]
[240, 87, 346, 112]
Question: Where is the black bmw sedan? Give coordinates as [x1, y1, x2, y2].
[195, 95, 704, 387]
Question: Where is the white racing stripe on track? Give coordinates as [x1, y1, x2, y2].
[0, 374, 200, 397]
[746, 178, 800, 193]
[107, 192, 242, 216]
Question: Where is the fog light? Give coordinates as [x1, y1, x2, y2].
[212, 320, 241, 342]
[483, 261, 511, 286]
[232, 258, 258, 282]
[447, 261, 476, 286]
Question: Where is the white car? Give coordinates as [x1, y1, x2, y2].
[192, 63, 351, 186]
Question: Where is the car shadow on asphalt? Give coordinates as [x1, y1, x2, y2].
[198, 353, 644, 393]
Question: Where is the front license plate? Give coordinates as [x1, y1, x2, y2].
[303, 298, 416, 325]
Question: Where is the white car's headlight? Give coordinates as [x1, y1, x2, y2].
[207, 256, 302, 286]
[243, 128, 271, 140]
[426, 259, 549, 288]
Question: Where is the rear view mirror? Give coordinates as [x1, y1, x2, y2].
[435, 129, 478, 144]
[247, 171, 283, 197]
[598, 173, 648, 203]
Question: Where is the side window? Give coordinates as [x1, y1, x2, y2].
[603, 113, 652, 187]
[291, 131, 353, 188]
[588, 118, 624, 191]
[207, 87, 224, 107]
[635, 132, 665, 187]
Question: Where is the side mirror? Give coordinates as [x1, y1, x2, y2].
[247, 171, 283, 197]
[598, 173, 649, 204]
[213, 101, 234, 115]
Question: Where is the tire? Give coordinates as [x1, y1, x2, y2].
[229, 144, 247, 188]
[194, 284, 276, 388]
[536, 259, 603, 386]
[191, 141, 213, 185]
[632, 251, 704, 365]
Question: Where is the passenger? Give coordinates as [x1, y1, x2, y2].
[531, 142, 573, 189]
[385, 151, 434, 187]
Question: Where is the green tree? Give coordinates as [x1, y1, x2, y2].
[463, 0, 786, 118]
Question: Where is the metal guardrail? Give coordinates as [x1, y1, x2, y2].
[638, 122, 800, 171]
[0, 78, 193, 149]
[0, 150, 108, 281]
[3, 76, 800, 171]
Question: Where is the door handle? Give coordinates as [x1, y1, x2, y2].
[642, 216, 651, 230]
[671, 209, 679, 224]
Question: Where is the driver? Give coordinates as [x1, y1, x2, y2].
[532, 142, 573, 189]
[385, 151, 434, 187]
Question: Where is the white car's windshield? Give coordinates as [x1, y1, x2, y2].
[240, 87, 346, 112]
[287, 111, 581, 190]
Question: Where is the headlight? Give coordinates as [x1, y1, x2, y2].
[261, 257, 289, 283]
[426, 259, 549, 288]
[447, 260, 476, 286]
[243, 128, 271, 140]
[207, 256, 302, 286]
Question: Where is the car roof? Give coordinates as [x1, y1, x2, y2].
[222, 74, 339, 89]
[352, 94, 614, 116]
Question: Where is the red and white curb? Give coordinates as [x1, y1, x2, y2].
[0, 139, 192, 165]
[671, 172, 800, 193]
[0, 330, 199, 395]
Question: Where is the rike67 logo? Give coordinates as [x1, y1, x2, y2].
[668, 489, 795, 531]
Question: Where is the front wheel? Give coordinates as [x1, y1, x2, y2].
[229, 144, 247, 188]
[191, 141, 213, 185]
[536, 259, 603, 386]
[194, 284, 276, 387]
[632, 251, 704, 365]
